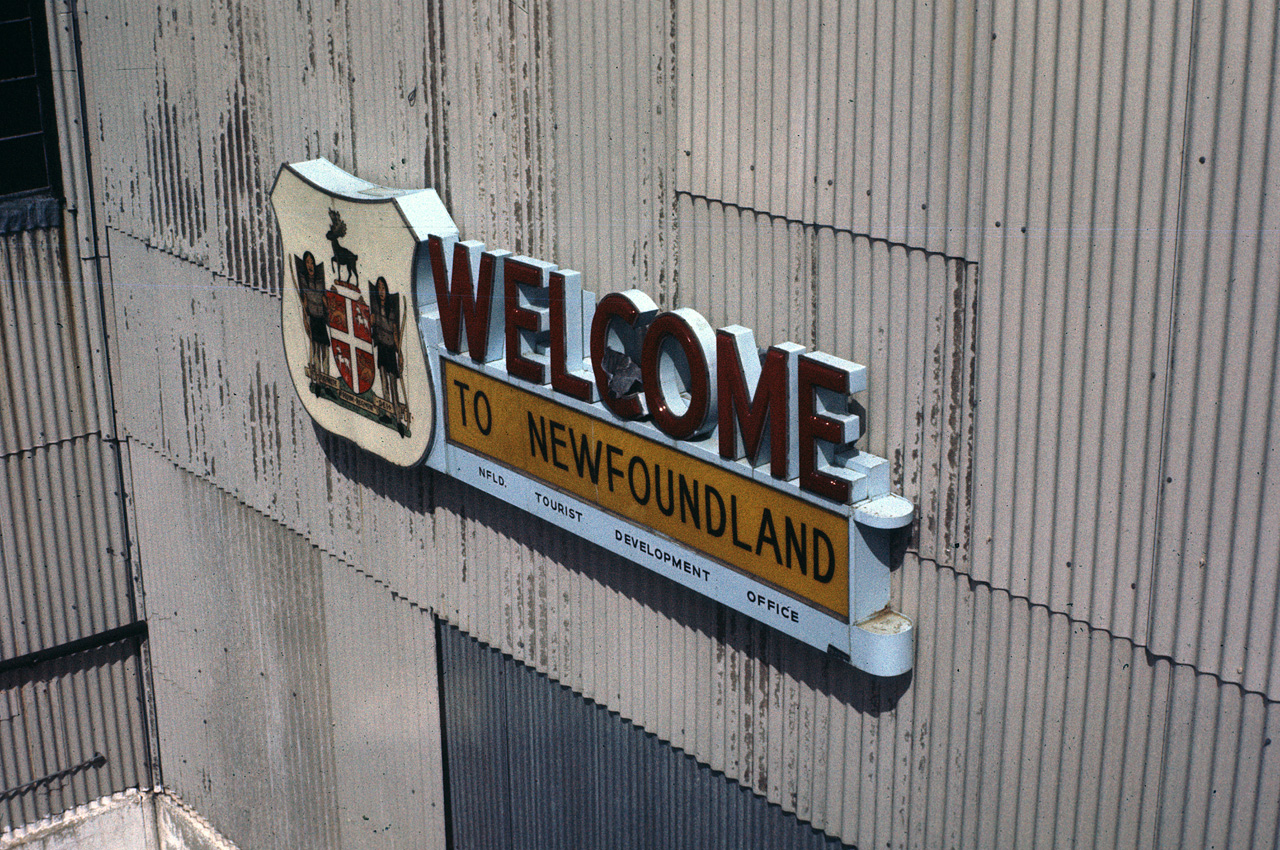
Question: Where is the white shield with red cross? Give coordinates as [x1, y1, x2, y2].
[272, 158, 457, 467]
[326, 287, 376, 394]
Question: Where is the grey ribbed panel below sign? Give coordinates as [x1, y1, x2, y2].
[437, 621, 848, 850]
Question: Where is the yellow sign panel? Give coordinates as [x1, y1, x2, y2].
[444, 361, 850, 619]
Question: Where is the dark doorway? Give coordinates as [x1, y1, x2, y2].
[436, 620, 850, 850]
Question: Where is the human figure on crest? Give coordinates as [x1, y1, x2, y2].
[370, 276, 403, 415]
[296, 250, 330, 379]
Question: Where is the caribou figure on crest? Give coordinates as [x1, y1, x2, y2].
[326, 209, 359, 285]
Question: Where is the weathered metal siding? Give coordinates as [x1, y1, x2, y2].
[438, 621, 846, 850]
[0, 0, 153, 825]
[129, 444, 342, 850]
[0, 640, 150, 832]
[0, 438, 133, 660]
[676, 0, 982, 261]
[1151, 0, 1280, 696]
[0, 228, 102, 456]
[80, 0, 451, 296]
[0, 229, 132, 660]
[70, 1, 1280, 849]
[0, 218, 149, 833]
[129, 444, 448, 850]
[969, 0, 1192, 660]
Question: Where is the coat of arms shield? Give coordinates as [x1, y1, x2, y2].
[272, 159, 457, 466]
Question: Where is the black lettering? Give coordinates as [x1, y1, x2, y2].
[677, 474, 700, 528]
[528, 413, 548, 460]
[755, 508, 782, 564]
[570, 428, 603, 483]
[473, 390, 492, 435]
[655, 463, 676, 517]
[704, 485, 726, 537]
[813, 527, 836, 583]
[730, 495, 752, 552]
[453, 380, 470, 426]
[628, 455, 651, 504]
[784, 516, 807, 575]
[606, 444, 625, 492]
[549, 420, 569, 471]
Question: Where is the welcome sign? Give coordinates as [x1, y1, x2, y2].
[272, 159, 915, 676]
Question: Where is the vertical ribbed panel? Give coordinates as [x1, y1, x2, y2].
[0, 227, 133, 658]
[320, 560, 448, 850]
[540, 0, 677, 297]
[44, 0, 108, 272]
[1155, 666, 1280, 849]
[78, 0, 452, 296]
[1151, 0, 1280, 695]
[345, 0, 440, 190]
[129, 445, 447, 850]
[0, 639, 149, 832]
[0, 6, 148, 815]
[968, 0, 1193, 645]
[0, 228, 104, 456]
[439, 621, 845, 850]
[678, 0, 980, 260]
[439, 0, 558, 255]
[131, 446, 343, 850]
[0, 439, 133, 660]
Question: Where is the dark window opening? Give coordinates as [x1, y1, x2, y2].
[0, 0, 62, 232]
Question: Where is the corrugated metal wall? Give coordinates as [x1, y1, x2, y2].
[1152, 0, 1280, 696]
[676, 0, 981, 261]
[62, 0, 1280, 847]
[438, 621, 845, 850]
[1, 0, 156, 827]
[129, 444, 448, 850]
[0, 223, 151, 829]
[0, 637, 149, 832]
[970, 0, 1185, 659]
[0, 229, 131, 659]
